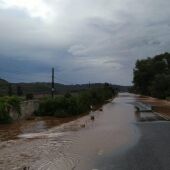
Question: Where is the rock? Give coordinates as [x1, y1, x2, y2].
[80, 124, 85, 128]
[91, 116, 95, 120]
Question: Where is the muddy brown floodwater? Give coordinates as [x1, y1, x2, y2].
[0, 93, 140, 170]
[0, 117, 79, 141]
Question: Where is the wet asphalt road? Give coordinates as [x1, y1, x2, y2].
[97, 121, 170, 170]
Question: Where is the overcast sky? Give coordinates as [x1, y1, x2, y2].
[0, 0, 170, 85]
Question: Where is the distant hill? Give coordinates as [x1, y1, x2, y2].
[0, 78, 9, 95]
[0, 78, 8, 84]
[0, 78, 130, 95]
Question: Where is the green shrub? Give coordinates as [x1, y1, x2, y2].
[36, 87, 115, 117]
[26, 93, 34, 100]
[0, 101, 11, 123]
[0, 96, 21, 123]
[64, 92, 72, 98]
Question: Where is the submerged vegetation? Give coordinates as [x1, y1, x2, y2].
[133, 52, 170, 99]
[36, 86, 116, 117]
[0, 96, 21, 123]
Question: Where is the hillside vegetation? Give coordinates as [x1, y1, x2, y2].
[133, 52, 170, 99]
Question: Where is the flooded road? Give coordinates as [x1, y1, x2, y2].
[0, 93, 154, 169]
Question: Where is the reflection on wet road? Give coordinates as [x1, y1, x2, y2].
[0, 93, 143, 169]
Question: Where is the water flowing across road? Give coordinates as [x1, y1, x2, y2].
[0, 93, 141, 170]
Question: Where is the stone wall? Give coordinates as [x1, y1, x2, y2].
[9, 100, 39, 120]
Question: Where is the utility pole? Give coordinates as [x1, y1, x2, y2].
[51, 67, 55, 98]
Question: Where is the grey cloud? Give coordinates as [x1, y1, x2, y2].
[71, 66, 93, 72]
[103, 60, 116, 64]
[0, 0, 170, 85]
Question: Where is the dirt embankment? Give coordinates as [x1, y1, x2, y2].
[138, 96, 170, 118]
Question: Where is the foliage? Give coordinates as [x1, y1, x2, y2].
[133, 52, 170, 99]
[17, 85, 23, 96]
[8, 84, 13, 96]
[36, 87, 116, 117]
[149, 74, 170, 99]
[0, 96, 21, 123]
[0, 101, 11, 123]
[26, 93, 34, 100]
[64, 92, 72, 98]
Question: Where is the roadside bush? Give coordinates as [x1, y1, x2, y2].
[0, 96, 21, 123]
[36, 87, 115, 117]
[64, 92, 72, 98]
[0, 101, 11, 123]
[26, 93, 34, 100]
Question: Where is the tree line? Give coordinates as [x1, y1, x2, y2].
[133, 52, 170, 99]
